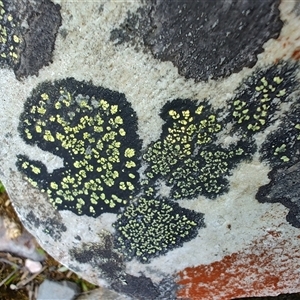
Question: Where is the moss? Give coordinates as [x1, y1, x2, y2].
[228, 61, 298, 135]
[143, 99, 252, 199]
[17, 78, 141, 217]
[0, 180, 5, 193]
[113, 196, 205, 263]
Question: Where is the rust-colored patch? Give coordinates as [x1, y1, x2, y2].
[292, 47, 300, 60]
[266, 230, 281, 237]
[177, 230, 300, 299]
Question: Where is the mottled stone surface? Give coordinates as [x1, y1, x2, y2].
[0, 0, 300, 299]
[111, 0, 283, 81]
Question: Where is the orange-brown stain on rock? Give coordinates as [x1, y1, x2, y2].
[292, 47, 300, 60]
[177, 232, 300, 299]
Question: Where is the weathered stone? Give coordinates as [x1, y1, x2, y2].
[0, 215, 45, 261]
[0, 1, 300, 299]
[37, 280, 80, 300]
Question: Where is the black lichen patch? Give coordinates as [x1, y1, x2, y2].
[0, 0, 23, 69]
[113, 196, 205, 263]
[70, 232, 125, 283]
[75, 235, 81, 241]
[112, 274, 159, 300]
[111, 0, 282, 81]
[228, 61, 299, 135]
[260, 98, 300, 168]
[17, 78, 141, 217]
[110, 8, 151, 47]
[16, 0, 61, 78]
[256, 161, 300, 228]
[143, 99, 252, 199]
[26, 211, 67, 241]
[0, 0, 61, 79]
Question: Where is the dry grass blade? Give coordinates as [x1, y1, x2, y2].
[0, 268, 18, 287]
[16, 266, 47, 289]
[0, 258, 20, 269]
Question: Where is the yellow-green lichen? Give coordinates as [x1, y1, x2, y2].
[143, 99, 252, 199]
[260, 96, 300, 168]
[17, 78, 141, 217]
[113, 196, 205, 262]
[0, 0, 21, 68]
[229, 61, 298, 134]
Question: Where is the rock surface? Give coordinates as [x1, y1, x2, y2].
[0, 215, 45, 261]
[0, 0, 300, 299]
[37, 280, 80, 300]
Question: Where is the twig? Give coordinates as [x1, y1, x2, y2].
[27, 281, 34, 300]
[0, 268, 18, 287]
[0, 258, 20, 269]
[0, 262, 5, 273]
[34, 283, 39, 300]
[16, 266, 47, 288]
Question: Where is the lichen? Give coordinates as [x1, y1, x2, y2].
[17, 78, 141, 217]
[143, 99, 252, 199]
[256, 161, 300, 228]
[113, 196, 205, 263]
[0, 0, 61, 78]
[228, 61, 298, 135]
[256, 62, 300, 228]
[70, 232, 125, 283]
[0, 0, 22, 68]
[111, 0, 283, 81]
[17, 61, 299, 263]
[260, 98, 300, 167]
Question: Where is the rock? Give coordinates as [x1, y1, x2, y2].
[0, 215, 45, 261]
[25, 259, 43, 273]
[75, 287, 131, 300]
[37, 280, 80, 300]
[0, 0, 300, 299]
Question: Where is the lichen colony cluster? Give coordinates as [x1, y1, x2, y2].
[17, 79, 141, 217]
[16, 60, 300, 263]
[1, 0, 296, 266]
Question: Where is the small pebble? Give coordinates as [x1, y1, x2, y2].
[25, 259, 43, 273]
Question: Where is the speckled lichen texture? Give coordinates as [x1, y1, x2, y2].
[0, 1, 300, 299]
[0, 0, 61, 78]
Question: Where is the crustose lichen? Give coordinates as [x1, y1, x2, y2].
[17, 78, 141, 217]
